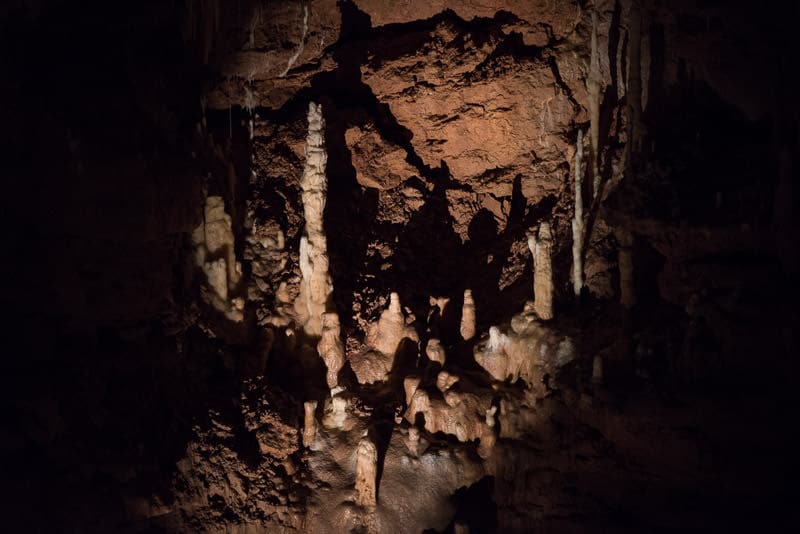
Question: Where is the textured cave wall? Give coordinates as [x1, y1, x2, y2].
[1, 0, 798, 532]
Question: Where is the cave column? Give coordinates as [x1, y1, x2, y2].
[295, 101, 334, 337]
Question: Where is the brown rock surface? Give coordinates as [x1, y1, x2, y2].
[362, 18, 579, 201]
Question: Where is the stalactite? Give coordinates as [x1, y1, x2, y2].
[295, 102, 333, 337]
[588, 5, 603, 199]
[572, 130, 586, 297]
[528, 222, 554, 320]
[318, 312, 345, 389]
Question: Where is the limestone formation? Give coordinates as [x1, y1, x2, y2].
[204, 196, 240, 289]
[317, 312, 345, 389]
[403, 376, 421, 407]
[202, 258, 228, 301]
[474, 304, 576, 388]
[460, 289, 476, 341]
[405, 426, 421, 457]
[528, 222, 554, 320]
[354, 437, 378, 508]
[322, 390, 351, 431]
[350, 292, 418, 384]
[405, 388, 492, 443]
[192, 195, 244, 321]
[425, 338, 446, 366]
[303, 401, 317, 448]
[436, 370, 459, 393]
[295, 102, 333, 337]
[572, 130, 586, 297]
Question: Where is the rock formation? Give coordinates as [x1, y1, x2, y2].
[425, 338, 446, 366]
[460, 289, 476, 341]
[350, 292, 418, 384]
[435, 370, 459, 393]
[474, 303, 576, 387]
[192, 195, 244, 321]
[354, 437, 378, 508]
[318, 312, 345, 389]
[528, 222, 554, 320]
[405, 387, 492, 443]
[303, 400, 317, 448]
[295, 102, 333, 337]
[572, 130, 586, 297]
[15, 1, 794, 532]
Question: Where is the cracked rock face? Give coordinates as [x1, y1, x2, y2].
[362, 18, 577, 202]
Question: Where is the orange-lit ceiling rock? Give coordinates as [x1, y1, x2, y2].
[362, 19, 585, 202]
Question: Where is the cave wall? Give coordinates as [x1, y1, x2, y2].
[1, 0, 797, 531]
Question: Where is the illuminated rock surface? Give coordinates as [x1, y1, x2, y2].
[4, 1, 796, 532]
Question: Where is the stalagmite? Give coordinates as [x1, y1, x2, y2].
[436, 371, 459, 393]
[350, 292, 418, 384]
[406, 426, 420, 456]
[425, 338, 446, 366]
[616, 228, 636, 308]
[323, 392, 350, 430]
[572, 130, 586, 297]
[528, 222, 554, 320]
[203, 258, 228, 301]
[354, 437, 378, 508]
[295, 102, 333, 337]
[460, 289, 476, 341]
[204, 196, 240, 290]
[403, 376, 421, 406]
[317, 312, 345, 389]
[303, 401, 317, 448]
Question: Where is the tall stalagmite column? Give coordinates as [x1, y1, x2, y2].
[528, 222, 554, 320]
[296, 102, 333, 337]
